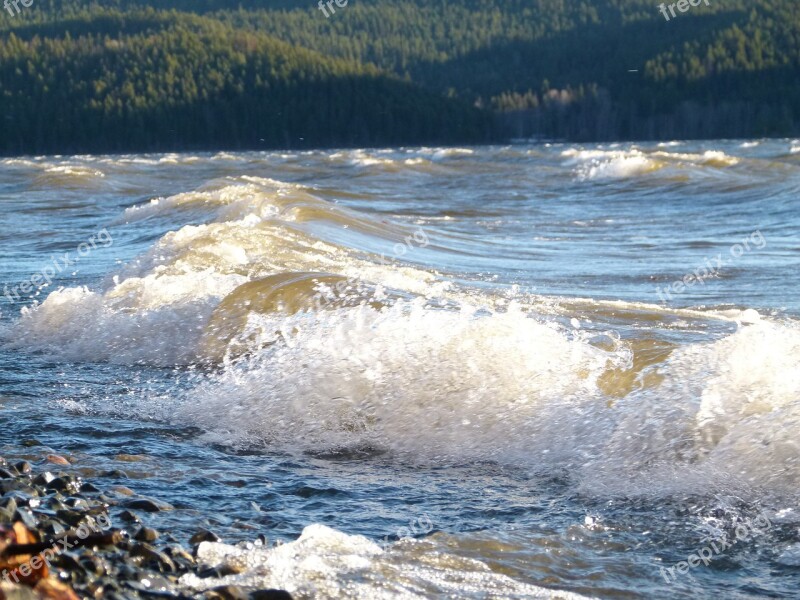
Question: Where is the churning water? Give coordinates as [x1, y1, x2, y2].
[1, 141, 799, 598]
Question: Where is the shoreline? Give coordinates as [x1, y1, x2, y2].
[0, 453, 293, 600]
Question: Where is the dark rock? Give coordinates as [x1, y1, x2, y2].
[134, 527, 159, 542]
[0, 507, 14, 523]
[100, 470, 129, 479]
[45, 497, 67, 511]
[53, 552, 86, 573]
[14, 461, 32, 474]
[0, 497, 18, 513]
[190, 528, 220, 545]
[33, 472, 57, 486]
[122, 498, 173, 513]
[47, 477, 82, 495]
[64, 497, 90, 510]
[249, 591, 294, 600]
[78, 554, 108, 577]
[115, 564, 142, 581]
[80, 482, 101, 493]
[0, 467, 17, 479]
[0, 480, 38, 495]
[129, 542, 177, 573]
[39, 518, 67, 537]
[210, 585, 249, 600]
[163, 545, 194, 567]
[118, 510, 141, 524]
[56, 509, 88, 527]
[14, 507, 39, 529]
[196, 566, 232, 579]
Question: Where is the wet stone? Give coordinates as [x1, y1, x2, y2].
[45, 497, 67, 511]
[54, 552, 86, 573]
[101, 470, 129, 479]
[34, 472, 57, 486]
[0, 467, 17, 479]
[134, 527, 160, 542]
[118, 510, 141, 524]
[209, 585, 249, 600]
[130, 542, 177, 573]
[47, 477, 82, 495]
[190, 528, 221, 545]
[0, 496, 18, 512]
[0, 480, 38, 496]
[123, 498, 173, 512]
[78, 554, 108, 577]
[14, 461, 32, 474]
[80, 482, 101, 493]
[249, 591, 294, 600]
[14, 507, 39, 529]
[10, 492, 41, 508]
[46, 454, 71, 466]
[163, 545, 195, 567]
[64, 497, 90, 510]
[56, 509, 88, 527]
[40, 518, 67, 537]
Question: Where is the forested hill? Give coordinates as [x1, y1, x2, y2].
[1, 0, 800, 154]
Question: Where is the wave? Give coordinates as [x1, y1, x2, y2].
[179, 524, 592, 599]
[7, 177, 438, 365]
[561, 147, 740, 180]
[5, 166, 800, 502]
[561, 148, 663, 179]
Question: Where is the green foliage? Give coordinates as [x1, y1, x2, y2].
[1, 0, 799, 152]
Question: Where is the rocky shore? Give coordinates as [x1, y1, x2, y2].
[0, 454, 292, 600]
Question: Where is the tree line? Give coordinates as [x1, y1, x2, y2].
[1, 0, 799, 154]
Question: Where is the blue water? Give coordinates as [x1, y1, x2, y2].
[1, 141, 799, 598]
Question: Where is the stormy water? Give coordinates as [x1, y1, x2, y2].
[1, 140, 799, 598]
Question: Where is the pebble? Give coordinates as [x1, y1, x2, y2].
[118, 510, 142, 524]
[123, 498, 174, 512]
[190, 528, 221, 545]
[0, 454, 293, 600]
[14, 461, 32, 474]
[209, 585, 249, 600]
[250, 592, 294, 600]
[46, 454, 71, 466]
[134, 527, 160, 542]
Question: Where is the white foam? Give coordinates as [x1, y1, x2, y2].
[561, 148, 660, 179]
[177, 300, 624, 459]
[584, 319, 800, 498]
[172, 312, 800, 501]
[179, 524, 592, 599]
